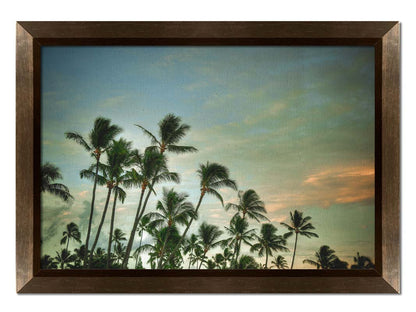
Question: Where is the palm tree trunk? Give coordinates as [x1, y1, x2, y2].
[188, 254, 192, 269]
[66, 237, 70, 253]
[122, 188, 145, 268]
[235, 239, 241, 268]
[88, 187, 112, 268]
[122, 184, 157, 267]
[290, 232, 298, 269]
[198, 251, 207, 269]
[157, 226, 171, 268]
[83, 157, 100, 267]
[106, 189, 119, 268]
[163, 192, 205, 268]
[123, 183, 156, 268]
[265, 251, 269, 269]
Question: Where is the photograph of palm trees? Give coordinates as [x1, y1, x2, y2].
[40, 46, 375, 270]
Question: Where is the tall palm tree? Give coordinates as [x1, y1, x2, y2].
[65, 117, 121, 267]
[81, 139, 132, 267]
[165, 162, 237, 267]
[146, 188, 195, 268]
[303, 245, 340, 269]
[250, 223, 288, 269]
[280, 210, 319, 269]
[225, 189, 268, 222]
[136, 113, 197, 155]
[41, 254, 58, 269]
[351, 252, 375, 269]
[105, 139, 133, 268]
[271, 255, 288, 269]
[41, 163, 73, 202]
[222, 215, 256, 268]
[122, 149, 180, 268]
[197, 222, 223, 269]
[55, 249, 76, 269]
[60, 222, 81, 252]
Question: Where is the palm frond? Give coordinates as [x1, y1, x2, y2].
[135, 124, 160, 146]
[65, 132, 91, 151]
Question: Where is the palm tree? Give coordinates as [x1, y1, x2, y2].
[236, 255, 259, 269]
[136, 214, 151, 251]
[146, 188, 195, 268]
[132, 248, 143, 269]
[189, 244, 205, 269]
[281, 210, 319, 269]
[113, 243, 127, 265]
[250, 223, 288, 269]
[204, 259, 217, 269]
[41, 163, 73, 202]
[105, 139, 133, 268]
[138, 226, 183, 269]
[183, 234, 200, 269]
[73, 245, 87, 268]
[55, 249, 76, 269]
[222, 215, 256, 268]
[112, 228, 127, 247]
[89, 247, 107, 269]
[212, 253, 226, 269]
[60, 222, 81, 252]
[331, 257, 349, 269]
[271, 255, 288, 269]
[225, 189, 268, 222]
[65, 117, 121, 267]
[222, 247, 234, 269]
[122, 149, 180, 268]
[197, 222, 223, 269]
[303, 245, 340, 269]
[81, 139, 132, 267]
[136, 113, 197, 155]
[41, 254, 58, 269]
[351, 252, 375, 269]
[165, 162, 237, 267]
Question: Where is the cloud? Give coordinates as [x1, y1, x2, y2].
[78, 190, 88, 198]
[244, 101, 286, 125]
[266, 165, 374, 211]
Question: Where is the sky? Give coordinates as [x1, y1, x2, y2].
[41, 46, 375, 269]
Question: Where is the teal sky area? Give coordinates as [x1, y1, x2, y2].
[41, 46, 375, 268]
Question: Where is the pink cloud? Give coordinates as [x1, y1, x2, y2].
[78, 190, 88, 198]
[266, 165, 374, 211]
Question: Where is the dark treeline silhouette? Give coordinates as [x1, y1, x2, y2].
[41, 115, 375, 270]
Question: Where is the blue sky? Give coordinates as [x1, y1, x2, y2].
[41, 46, 375, 268]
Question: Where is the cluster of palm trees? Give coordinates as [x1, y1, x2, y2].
[40, 114, 375, 270]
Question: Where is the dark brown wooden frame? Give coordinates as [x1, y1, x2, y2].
[16, 22, 400, 293]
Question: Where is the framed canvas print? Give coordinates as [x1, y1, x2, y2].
[16, 22, 400, 293]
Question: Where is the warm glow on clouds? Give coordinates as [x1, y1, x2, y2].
[266, 165, 374, 211]
[77, 190, 88, 198]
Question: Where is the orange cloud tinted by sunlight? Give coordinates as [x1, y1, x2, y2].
[77, 190, 88, 198]
[266, 165, 375, 211]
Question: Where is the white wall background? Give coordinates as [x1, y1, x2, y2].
[0, 0, 413, 310]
